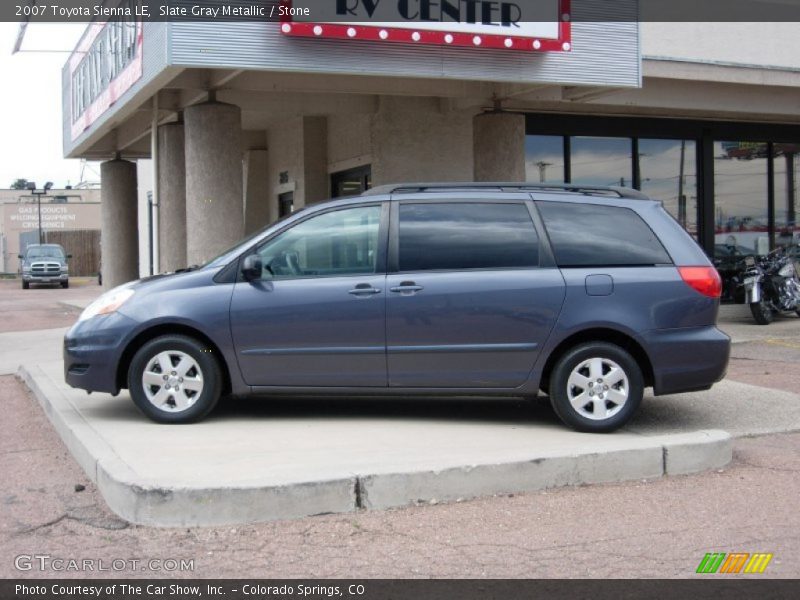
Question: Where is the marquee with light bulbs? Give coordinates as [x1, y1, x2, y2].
[279, 0, 572, 53]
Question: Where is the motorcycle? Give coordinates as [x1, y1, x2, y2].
[742, 247, 800, 325]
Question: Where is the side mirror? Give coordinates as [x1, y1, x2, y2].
[241, 255, 263, 281]
[67, 254, 73, 259]
[18, 254, 23, 259]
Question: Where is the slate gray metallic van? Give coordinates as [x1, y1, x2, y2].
[64, 183, 730, 432]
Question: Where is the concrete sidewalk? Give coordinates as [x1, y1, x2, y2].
[4, 307, 797, 527]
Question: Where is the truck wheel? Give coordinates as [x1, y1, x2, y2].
[22, 280, 29, 290]
[61, 280, 69, 289]
[750, 301, 774, 325]
[548, 342, 644, 433]
[128, 335, 222, 424]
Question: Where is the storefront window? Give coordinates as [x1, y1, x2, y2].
[714, 141, 769, 256]
[525, 135, 565, 183]
[570, 137, 633, 187]
[331, 165, 372, 198]
[774, 143, 799, 249]
[639, 139, 698, 240]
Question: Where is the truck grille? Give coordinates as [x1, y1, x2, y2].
[31, 262, 61, 276]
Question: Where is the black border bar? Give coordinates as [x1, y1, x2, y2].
[3, 579, 800, 600]
[5, 0, 800, 23]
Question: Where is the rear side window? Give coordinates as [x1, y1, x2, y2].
[399, 203, 539, 271]
[538, 202, 672, 267]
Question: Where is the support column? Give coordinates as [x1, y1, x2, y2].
[243, 148, 270, 234]
[473, 112, 526, 182]
[157, 122, 186, 272]
[100, 159, 139, 289]
[184, 101, 244, 265]
[302, 116, 328, 205]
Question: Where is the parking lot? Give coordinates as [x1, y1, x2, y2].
[1, 278, 799, 578]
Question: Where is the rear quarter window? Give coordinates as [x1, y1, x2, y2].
[537, 201, 672, 267]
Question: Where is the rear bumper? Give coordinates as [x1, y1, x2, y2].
[641, 326, 731, 396]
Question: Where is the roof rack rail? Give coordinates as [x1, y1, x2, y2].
[361, 182, 650, 200]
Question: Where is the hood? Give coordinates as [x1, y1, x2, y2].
[125, 264, 221, 294]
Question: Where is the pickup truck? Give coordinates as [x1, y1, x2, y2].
[19, 243, 71, 289]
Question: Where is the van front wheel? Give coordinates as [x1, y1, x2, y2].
[549, 342, 644, 433]
[128, 335, 222, 423]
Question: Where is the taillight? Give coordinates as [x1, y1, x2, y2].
[678, 266, 722, 298]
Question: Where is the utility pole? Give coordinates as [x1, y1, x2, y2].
[535, 161, 553, 183]
[678, 140, 687, 228]
[26, 181, 53, 244]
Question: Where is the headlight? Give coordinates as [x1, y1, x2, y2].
[61, 265, 69, 272]
[78, 286, 135, 322]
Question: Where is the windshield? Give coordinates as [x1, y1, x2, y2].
[26, 246, 64, 259]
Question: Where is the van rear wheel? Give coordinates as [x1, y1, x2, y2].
[128, 335, 222, 423]
[549, 342, 643, 433]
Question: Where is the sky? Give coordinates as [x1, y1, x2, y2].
[0, 22, 99, 189]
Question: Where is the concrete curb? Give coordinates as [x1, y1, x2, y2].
[20, 363, 734, 527]
[19, 364, 356, 526]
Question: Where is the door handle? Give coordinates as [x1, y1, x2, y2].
[389, 282, 424, 294]
[348, 284, 382, 296]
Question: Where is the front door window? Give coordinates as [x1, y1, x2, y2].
[256, 205, 381, 280]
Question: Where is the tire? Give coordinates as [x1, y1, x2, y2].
[749, 301, 774, 325]
[128, 335, 222, 424]
[548, 342, 644, 433]
[61, 280, 69, 289]
[22, 280, 29, 290]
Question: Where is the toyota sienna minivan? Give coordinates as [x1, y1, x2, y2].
[64, 183, 730, 432]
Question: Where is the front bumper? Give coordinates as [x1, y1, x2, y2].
[63, 312, 138, 394]
[641, 325, 731, 396]
[23, 273, 68, 283]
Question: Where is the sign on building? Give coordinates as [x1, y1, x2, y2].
[281, 0, 572, 52]
[70, 0, 143, 141]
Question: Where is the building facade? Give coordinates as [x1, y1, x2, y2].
[61, 2, 800, 289]
[0, 188, 101, 275]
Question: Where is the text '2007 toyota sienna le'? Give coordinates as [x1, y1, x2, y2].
[64, 183, 730, 433]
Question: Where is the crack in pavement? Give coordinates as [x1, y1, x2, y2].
[14, 504, 130, 536]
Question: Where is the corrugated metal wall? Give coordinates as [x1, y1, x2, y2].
[45, 229, 101, 277]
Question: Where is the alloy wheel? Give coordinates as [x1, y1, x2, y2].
[566, 357, 629, 421]
[142, 350, 204, 412]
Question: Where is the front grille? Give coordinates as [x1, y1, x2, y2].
[31, 262, 61, 276]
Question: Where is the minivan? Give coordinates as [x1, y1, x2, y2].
[64, 183, 730, 432]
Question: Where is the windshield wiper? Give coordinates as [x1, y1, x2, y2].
[175, 264, 202, 273]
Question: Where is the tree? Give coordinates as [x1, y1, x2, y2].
[11, 178, 28, 190]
